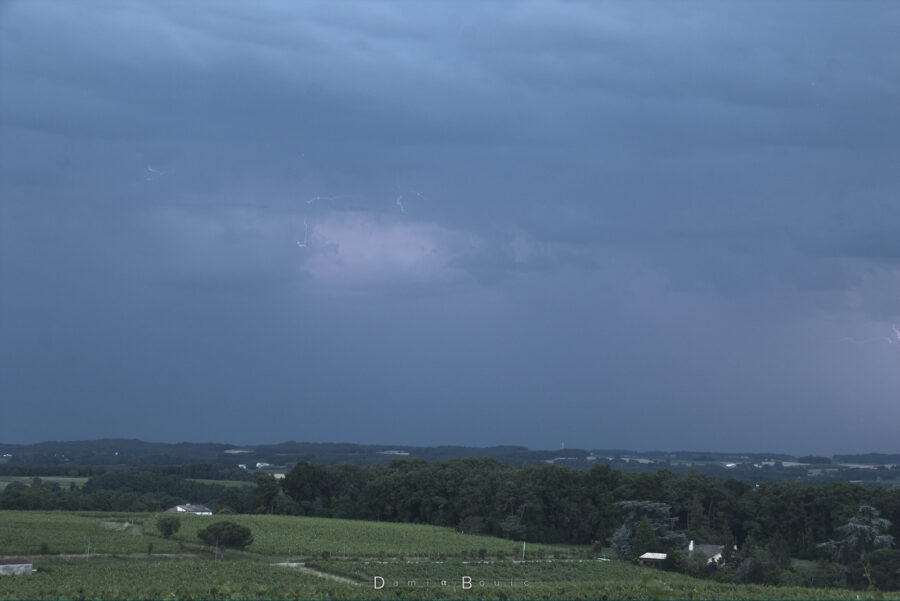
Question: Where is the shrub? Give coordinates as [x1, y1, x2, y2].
[197, 521, 254, 550]
[866, 548, 900, 591]
[156, 515, 181, 539]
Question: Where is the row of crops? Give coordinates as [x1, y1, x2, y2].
[0, 557, 361, 601]
[303, 558, 900, 601]
[3, 555, 898, 601]
[0, 512, 181, 556]
[2, 511, 899, 599]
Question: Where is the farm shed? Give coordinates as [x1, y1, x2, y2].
[638, 552, 667, 564]
[0, 558, 33, 576]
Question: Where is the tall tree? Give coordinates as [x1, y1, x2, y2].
[609, 500, 685, 560]
[817, 505, 894, 564]
[631, 517, 659, 561]
[252, 473, 279, 513]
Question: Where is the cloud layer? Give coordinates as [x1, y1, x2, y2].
[2, 1, 900, 453]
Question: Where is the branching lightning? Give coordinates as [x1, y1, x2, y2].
[839, 324, 900, 347]
[306, 195, 343, 205]
[145, 166, 166, 181]
[394, 184, 425, 214]
[296, 218, 309, 249]
[840, 336, 894, 345]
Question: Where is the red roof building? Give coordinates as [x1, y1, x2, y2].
[0, 558, 33, 576]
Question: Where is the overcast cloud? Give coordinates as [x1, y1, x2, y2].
[2, 0, 900, 454]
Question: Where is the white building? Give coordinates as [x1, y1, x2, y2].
[164, 504, 213, 515]
[0, 558, 33, 576]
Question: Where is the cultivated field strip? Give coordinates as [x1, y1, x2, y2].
[0, 512, 181, 556]
[0, 558, 361, 601]
[2, 511, 899, 599]
[303, 558, 900, 600]
[159, 512, 575, 558]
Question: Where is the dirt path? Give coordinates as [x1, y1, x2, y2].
[273, 562, 360, 586]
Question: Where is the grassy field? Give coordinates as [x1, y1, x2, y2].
[0, 511, 576, 559]
[1, 510, 898, 600]
[161, 512, 577, 558]
[0, 512, 182, 556]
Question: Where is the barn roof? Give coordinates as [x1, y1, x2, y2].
[0, 558, 31, 565]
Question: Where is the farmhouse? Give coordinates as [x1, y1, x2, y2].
[686, 540, 725, 564]
[0, 558, 33, 576]
[165, 504, 212, 515]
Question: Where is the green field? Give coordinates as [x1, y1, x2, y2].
[305, 558, 900, 600]
[0, 512, 182, 556]
[162, 513, 577, 558]
[0, 511, 575, 559]
[0, 557, 361, 601]
[1, 510, 898, 600]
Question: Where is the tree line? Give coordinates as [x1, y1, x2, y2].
[4, 458, 900, 555]
[271, 459, 900, 555]
[3, 457, 900, 587]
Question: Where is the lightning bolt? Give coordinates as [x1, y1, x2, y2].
[296, 218, 309, 249]
[144, 166, 166, 181]
[305, 195, 342, 205]
[839, 336, 894, 345]
[839, 324, 900, 346]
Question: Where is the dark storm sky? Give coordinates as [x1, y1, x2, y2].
[2, 1, 899, 454]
